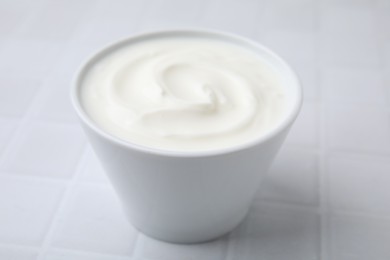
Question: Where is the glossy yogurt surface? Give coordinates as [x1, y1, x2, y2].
[81, 36, 286, 151]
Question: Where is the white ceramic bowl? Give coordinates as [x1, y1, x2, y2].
[71, 29, 302, 243]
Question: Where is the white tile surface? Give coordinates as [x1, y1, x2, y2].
[321, 41, 379, 68]
[14, 0, 98, 42]
[0, 176, 65, 245]
[78, 147, 109, 184]
[321, 0, 378, 7]
[202, 0, 264, 37]
[227, 203, 319, 260]
[0, 0, 37, 38]
[72, 0, 147, 47]
[0, 246, 38, 260]
[319, 32, 380, 68]
[144, 0, 208, 25]
[263, 0, 318, 32]
[327, 106, 390, 153]
[386, 67, 390, 106]
[0, 118, 18, 157]
[3, 122, 86, 179]
[260, 147, 319, 206]
[330, 213, 390, 259]
[0, 0, 389, 259]
[319, 6, 380, 68]
[386, 45, 390, 68]
[285, 102, 319, 147]
[321, 6, 376, 36]
[51, 184, 138, 256]
[328, 153, 390, 214]
[42, 249, 131, 260]
[0, 40, 63, 78]
[377, 2, 390, 45]
[0, 77, 41, 117]
[264, 32, 318, 67]
[322, 68, 387, 105]
[33, 73, 79, 123]
[294, 63, 319, 101]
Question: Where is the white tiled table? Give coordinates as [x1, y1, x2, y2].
[0, 0, 389, 259]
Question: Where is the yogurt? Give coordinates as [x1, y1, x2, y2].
[80, 36, 286, 151]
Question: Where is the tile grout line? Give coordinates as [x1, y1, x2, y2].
[35, 145, 88, 260]
[316, 2, 329, 260]
[0, 112, 37, 167]
[42, 247, 133, 259]
[329, 208, 390, 221]
[0, 75, 55, 167]
[321, 147, 390, 158]
[222, 231, 240, 260]
[0, 243, 40, 251]
[257, 199, 322, 212]
[0, 172, 70, 184]
[317, 41, 330, 260]
[131, 233, 146, 259]
[0, 169, 111, 188]
[318, 96, 330, 260]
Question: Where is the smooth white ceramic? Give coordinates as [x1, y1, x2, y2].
[71, 29, 302, 244]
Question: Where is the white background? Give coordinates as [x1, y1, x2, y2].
[0, 0, 389, 259]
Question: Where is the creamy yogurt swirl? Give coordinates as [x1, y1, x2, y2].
[81, 37, 286, 151]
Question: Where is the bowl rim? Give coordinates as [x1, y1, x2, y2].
[71, 28, 303, 158]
